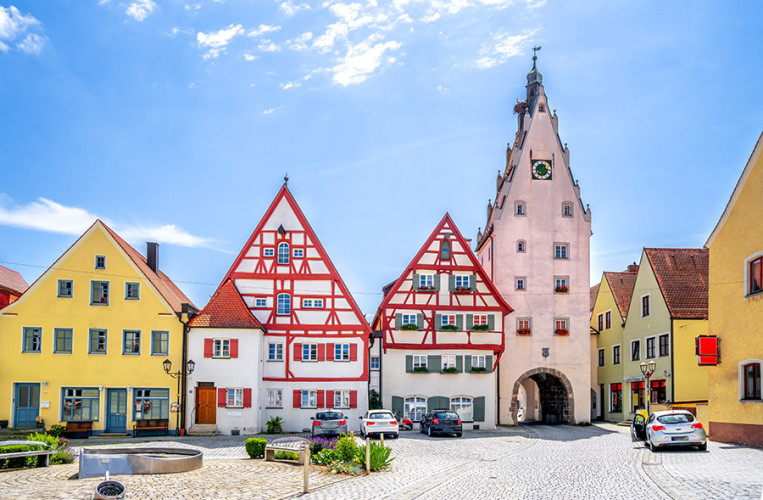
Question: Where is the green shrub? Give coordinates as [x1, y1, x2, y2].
[0, 444, 42, 469]
[442, 367, 458, 373]
[273, 450, 299, 460]
[335, 436, 358, 463]
[266, 416, 283, 433]
[313, 448, 338, 465]
[472, 324, 490, 331]
[368, 389, 382, 410]
[47, 424, 65, 438]
[356, 440, 394, 471]
[26, 432, 59, 449]
[400, 324, 418, 331]
[51, 449, 74, 465]
[245, 438, 267, 459]
[470, 367, 487, 372]
[413, 366, 428, 372]
[441, 324, 458, 331]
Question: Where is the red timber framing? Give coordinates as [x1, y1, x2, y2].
[221, 183, 370, 382]
[372, 213, 513, 366]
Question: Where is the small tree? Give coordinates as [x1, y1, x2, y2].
[368, 389, 382, 410]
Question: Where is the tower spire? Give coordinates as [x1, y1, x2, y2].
[527, 46, 542, 85]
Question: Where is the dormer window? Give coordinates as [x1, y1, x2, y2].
[277, 243, 290, 264]
[95, 255, 106, 269]
[562, 202, 574, 217]
[440, 240, 451, 261]
[515, 201, 526, 216]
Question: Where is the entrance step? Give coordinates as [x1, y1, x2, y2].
[96, 433, 130, 438]
[616, 421, 632, 427]
[0, 427, 40, 439]
[188, 424, 217, 436]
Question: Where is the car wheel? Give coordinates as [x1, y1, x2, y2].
[428, 426, 433, 437]
[649, 439, 657, 452]
[698, 442, 707, 451]
[419, 424, 424, 434]
[456, 433, 462, 438]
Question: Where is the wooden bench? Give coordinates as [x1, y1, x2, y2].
[61, 421, 93, 439]
[265, 437, 310, 465]
[133, 419, 169, 437]
[0, 440, 55, 467]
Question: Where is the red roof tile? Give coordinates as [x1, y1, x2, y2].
[590, 283, 600, 312]
[645, 248, 709, 319]
[190, 279, 264, 329]
[0, 265, 29, 296]
[604, 270, 638, 319]
[101, 221, 195, 313]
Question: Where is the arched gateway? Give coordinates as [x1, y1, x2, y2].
[511, 368, 574, 425]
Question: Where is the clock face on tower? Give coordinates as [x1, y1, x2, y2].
[531, 159, 552, 180]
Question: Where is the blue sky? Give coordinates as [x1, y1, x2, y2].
[1, 0, 762, 317]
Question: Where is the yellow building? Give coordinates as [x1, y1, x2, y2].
[620, 248, 709, 416]
[705, 133, 763, 446]
[591, 265, 638, 422]
[0, 220, 195, 435]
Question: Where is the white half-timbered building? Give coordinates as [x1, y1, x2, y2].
[373, 214, 513, 429]
[221, 183, 371, 432]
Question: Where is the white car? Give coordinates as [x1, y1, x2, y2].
[359, 410, 399, 439]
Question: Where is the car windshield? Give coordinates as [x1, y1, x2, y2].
[435, 412, 459, 420]
[369, 412, 393, 419]
[656, 413, 694, 424]
[316, 412, 343, 420]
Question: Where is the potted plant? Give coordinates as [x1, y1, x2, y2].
[0, 420, 8, 429]
[266, 416, 283, 434]
[555, 286, 569, 293]
[517, 327, 531, 335]
[35, 416, 45, 428]
[554, 328, 569, 336]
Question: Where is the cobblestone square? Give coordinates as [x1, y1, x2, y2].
[0, 424, 760, 499]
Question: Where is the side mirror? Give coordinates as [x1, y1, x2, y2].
[310, 417, 314, 420]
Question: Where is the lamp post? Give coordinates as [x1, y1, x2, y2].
[163, 358, 195, 435]
[640, 360, 657, 416]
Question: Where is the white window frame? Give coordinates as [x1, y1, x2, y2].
[412, 355, 427, 369]
[303, 298, 324, 309]
[277, 293, 291, 315]
[554, 276, 569, 289]
[267, 388, 283, 408]
[472, 355, 486, 369]
[301, 389, 317, 408]
[268, 343, 283, 361]
[226, 388, 244, 408]
[213, 338, 231, 358]
[441, 354, 456, 370]
[612, 344, 621, 365]
[302, 343, 318, 362]
[630, 339, 641, 362]
[293, 248, 304, 258]
[517, 318, 531, 331]
[263, 247, 274, 257]
[658, 333, 670, 357]
[419, 274, 434, 288]
[450, 396, 473, 422]
[454, 275, 470, 289]
[277, 242, 290, 265]
[473, 314, 488, 326]
[738, 359, 763, 402]
[554, 243, 569, 260]
[334, 343, 350, 361]
[605, 310, 612, 329]
[744, 251, 763, 298]
[404, 396, 427, 421]
[334, 389, 350, 409]
[515, 277, 526, 291]
[641, 294, 651, 317]
[370, 356, 380, 370]
[402, 314, 416, 326]
[441, 314, 456, 327]
[255, 298, 267, 307]
[555, 318, 568, 331]
[597, 313, 604, 331]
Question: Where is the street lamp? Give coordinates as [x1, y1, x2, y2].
[163, 359, 195, 435]
[640, 360, 657, 416]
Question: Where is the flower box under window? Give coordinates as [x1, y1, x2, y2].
[472, 324, 489, 331]
[517, 328, 531, 335]
[470, 367, 487, 373]
[441, 367, 458, 374]
[454, 286, 472, 293]
[555, 329, 569, 336]
[417, 286, 436, 292]
[441, 324, 458, 332]
[413, 366, 429, 373]
[401, 324, 419, 331]
[555, 286, 569, 293]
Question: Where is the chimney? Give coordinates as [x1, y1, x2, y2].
[627, 262, 639, 273]
[147, 242, 159, 274]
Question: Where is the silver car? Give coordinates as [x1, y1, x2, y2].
[631, 410, 707, 451]
[310, 411, 347, 437]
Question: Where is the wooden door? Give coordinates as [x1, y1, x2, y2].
[196, 387, 216, 424]
[14, 383, 40, 427]
[106, 389, 127, 432]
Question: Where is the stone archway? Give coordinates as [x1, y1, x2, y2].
[511, 367, 574, 425]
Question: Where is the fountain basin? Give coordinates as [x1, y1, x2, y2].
[79, 447, 203, 479]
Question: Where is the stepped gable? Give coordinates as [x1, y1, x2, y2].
[590, 283, 600, 312]
[645, 248, 709, 319]
[604, 270, 638, 318]
[190, 279, 264, 329]
[0, 265, 28, 296]
[102, 221, 195, 313]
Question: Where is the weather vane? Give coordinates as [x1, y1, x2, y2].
[532, 46, 541, 61]
[284, 173, 289, 185]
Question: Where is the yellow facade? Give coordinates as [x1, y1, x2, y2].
[673, 319, 709, 402]
[591, 275, 624, 422]
[706, 134, 763, 446]
[0, 221, 188, 434]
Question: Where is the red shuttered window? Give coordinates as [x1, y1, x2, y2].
[317, 390, 325, 408]
[293, 390, 301, 408]
[217, 388, 226, 408]
[350, 343, 358, 362]
[317, 343, 325, 362]
[204, 339, 214, 358]
[243, 388, 252, 408]
[293, 343, 302, 361]
[695, 336, 720, 365]
[327, 390, 334, 409]
[230, 339, 239, 359]
[349, 390, 357, 409]
[327, 344, 334, 361]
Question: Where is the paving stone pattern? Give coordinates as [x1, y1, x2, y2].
[0, 425, 760, 499]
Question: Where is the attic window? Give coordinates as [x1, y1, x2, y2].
[95, 255, 106, 269]
[562, 202, 574, 217]
[517, 240, 526, 253]
[515, 201, 526, 217]
[440, 240, 451, 261]
[539, 104, 545, 112]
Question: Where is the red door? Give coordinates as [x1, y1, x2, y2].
[196, 387, 216, 424]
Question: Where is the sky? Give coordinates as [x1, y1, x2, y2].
[1, 0, 762, 318]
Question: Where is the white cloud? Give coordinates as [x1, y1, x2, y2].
[0, 196, 213, 248]
[244, 53, 257, 61]
[331, 38, 402, 86]
[257, 39, 280, 52]
[126, 0, 157, 22]
[197, 24, 244, 59]
[247, 24, 281, 38]
[279, 81, 301, 89]
[525, 0, 546, 8]
[476, 30, 534, 68]
[286, 31, 313, 51]
[17, 33, 46, 54]
[262, 107, 281, 115]
[0, 6, 45, 54]
[185, 3, 202, 10]
[437, 85, 449, 94]
[280, 1, 311, 16]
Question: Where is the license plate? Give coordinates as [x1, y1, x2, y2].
[672, 436, 688, 441]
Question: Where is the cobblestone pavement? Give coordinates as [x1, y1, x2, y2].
[0, 425, 760, 499]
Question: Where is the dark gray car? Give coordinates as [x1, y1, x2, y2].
[419, 410, 462, 437]
[311, 411, 347, 437]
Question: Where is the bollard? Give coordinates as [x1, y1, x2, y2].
[380, 433, 384, 446]
[303, 445, 310, 494]
[365, 437, 371, 474]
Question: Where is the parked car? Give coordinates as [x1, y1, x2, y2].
[359, 410, 399, 439]
[419, 410, 462, 437]
[310, 411, 347, 437]
[631, 410, 707, 451]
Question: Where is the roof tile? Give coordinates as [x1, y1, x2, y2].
[604, 270, 638, 318]
[645, 248, 709, 319]
[0, 265, 29, 296]
[190, 279, 264, 329]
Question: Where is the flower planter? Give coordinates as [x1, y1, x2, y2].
[469, 367, 487, 373]
[400, 324, 419, 331]
[554, 329, 569, 336]
[516, 328, 532, 336]
[413, 367, 429, 373]
[454, 287, 472, 293]
[417, 286, 436, 292]
[472, 325, 489, 331]
[555, 286, 569, 293]
[440, 325, 458, 332]
[441, 367, 458, 374]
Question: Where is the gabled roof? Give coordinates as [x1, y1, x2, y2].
[376, 213, 513, 317]
[190, 279, 264, 329]
[706, 132, 763, 248]
[101, 222, 195, 313]
[0, 265, 29, 296]
[644, 248, 708, 319]
[604, 270, 638, 319]
[589, 283, 600, 312]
